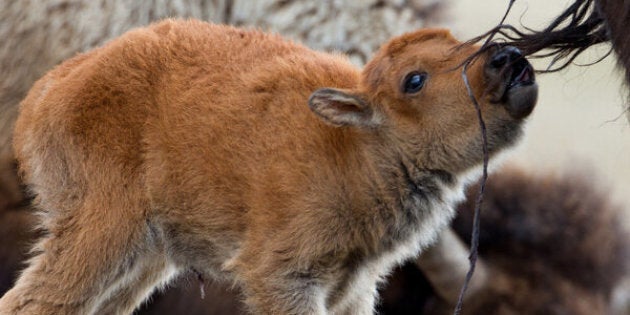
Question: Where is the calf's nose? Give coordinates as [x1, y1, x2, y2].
[489, 46, 523, 70]
[485, 45, 537, 119]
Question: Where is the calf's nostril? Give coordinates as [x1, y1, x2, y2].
[490, 46, 524, 69]
[490, 53, 509, 69]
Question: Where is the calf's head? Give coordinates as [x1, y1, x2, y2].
[309, 29, 537, 174]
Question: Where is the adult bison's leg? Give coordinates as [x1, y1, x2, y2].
[0, 197, 174, 315]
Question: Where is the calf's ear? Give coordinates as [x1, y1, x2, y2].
[308, 88, 381, 127]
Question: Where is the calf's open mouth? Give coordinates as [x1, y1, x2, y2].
[503, 58, 537, 119]
[507, 58, 535, 91]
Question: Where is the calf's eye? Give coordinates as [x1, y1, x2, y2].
[402, 72, 427, 94]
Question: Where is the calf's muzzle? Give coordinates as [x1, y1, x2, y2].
[486, 46, 538, 119]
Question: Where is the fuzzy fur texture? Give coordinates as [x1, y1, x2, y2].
[459, 171, 627, 291]
[451, 169, 629, 315]
[0, 0, 448, 210]
[0, 19, 535, 314]
[2, 168, 626, 314]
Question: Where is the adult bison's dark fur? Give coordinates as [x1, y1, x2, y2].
[596, 0, 630, 84]
[418, 169, 628, 315]
[2, 169, 626, 314]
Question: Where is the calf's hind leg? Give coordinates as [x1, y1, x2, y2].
[0, 197, 174, 315]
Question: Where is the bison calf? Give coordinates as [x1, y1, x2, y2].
[0, 19, 537, 314]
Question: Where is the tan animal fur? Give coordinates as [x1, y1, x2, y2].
[0, 19, 537, 314]
[0, 0, 448, 208]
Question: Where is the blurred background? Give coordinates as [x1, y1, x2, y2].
[0, 0, 628, 314]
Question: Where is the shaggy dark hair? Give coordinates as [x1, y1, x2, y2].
[463, 0, 630, 121]
[451, 169, 629, 315]
[459, 0, 630, 122]
[466, 0, 610, 72]
[455, 169, 628, 295]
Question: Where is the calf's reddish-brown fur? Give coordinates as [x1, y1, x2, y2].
[0, 19, 536, 314]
